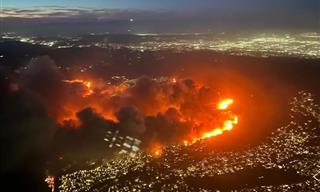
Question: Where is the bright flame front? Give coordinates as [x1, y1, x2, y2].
[191, 98, 238, 143]
[201, 115, 238, 139]
[217, 98, 234, 110]
[63, 79, 94, 98]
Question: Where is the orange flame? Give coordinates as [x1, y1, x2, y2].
[217, 98, 234, 110]
[63, 79, 94, 98]
[186, 98, 238, 144]
[201, 99, 238, 139]
[201, 116, 238, 139]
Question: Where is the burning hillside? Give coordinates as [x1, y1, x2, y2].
[57, 75, 239, 152]
[12, 56, 242, 158]
[58, 91, 320, 192]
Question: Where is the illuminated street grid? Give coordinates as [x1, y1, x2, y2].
[59, 91, 320, 191]
[2, 32, 319, 59]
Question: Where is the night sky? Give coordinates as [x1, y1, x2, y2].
[1, 0, 319, 33]
[3, 0, 319, 14]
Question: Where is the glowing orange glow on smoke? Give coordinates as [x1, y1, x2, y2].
[55, 78, 131, 126]
[57, 76, 239, 145]
[217, 98, 234, 110]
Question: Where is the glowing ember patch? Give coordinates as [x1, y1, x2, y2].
[150, 144, 163, 157]
[217, 99, 234, 110]
[154, 150, 160, 156]
[85, 82, 91, 88]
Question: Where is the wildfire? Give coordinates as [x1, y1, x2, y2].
[150, 144, 163, 157]
[201, 116, 238, 139]
[202, 99, 238, 138]
[153, 97, 239, 156]
[154, 150, 161, 156]
[63, 79, 94, 98]
[187, 98, 239, 144]
[217, 98, 234, 110]
[58, 76, 238, 149]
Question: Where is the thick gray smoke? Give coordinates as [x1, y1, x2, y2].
[116, 106, 146, 137]
[0, 56, 59, 191]
[22, 56, 66, 118]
